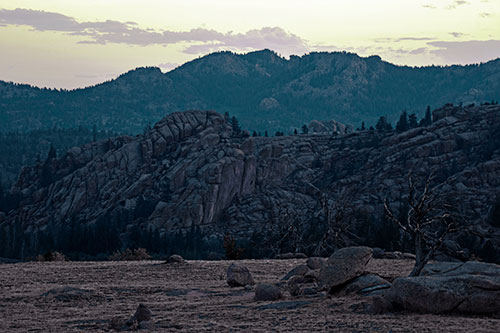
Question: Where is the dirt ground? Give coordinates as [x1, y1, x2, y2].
[0, 258, 498, 332]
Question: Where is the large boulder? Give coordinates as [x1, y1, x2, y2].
[226, 263, 255, 287]
[254, 283, 283, 301]
[385, 261, 500, 315]
[318, 247, 373, 292]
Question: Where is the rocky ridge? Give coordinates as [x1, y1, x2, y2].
[2, 105, 500, 258]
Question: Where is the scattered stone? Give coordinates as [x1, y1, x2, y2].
[254, 283, 282, 301]
[275, 252, 307, 259]
[281, 264, 309, 281]
[318, 246, 373, 293]
[166, 254, 186, 264]
[226, 263, 255, 287]
[306, 257, 326, 270]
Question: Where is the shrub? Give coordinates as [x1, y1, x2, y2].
[223, 233, 244, 260]
[35, 251, 67, 262]
[108, 248, 151, 261]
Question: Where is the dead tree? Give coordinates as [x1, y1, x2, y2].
[313, 189, 358, 256]
[384, 173, 460, 276]
[269, 201, 304, 256]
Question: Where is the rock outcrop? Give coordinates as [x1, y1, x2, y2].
[2, 105, 500, 259]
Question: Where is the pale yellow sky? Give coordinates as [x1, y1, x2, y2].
[0, 0, 499, 88]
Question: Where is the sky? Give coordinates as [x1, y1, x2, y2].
[0, 0, 499, 89]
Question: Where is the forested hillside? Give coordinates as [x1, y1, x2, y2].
[1, 50, 499, 134]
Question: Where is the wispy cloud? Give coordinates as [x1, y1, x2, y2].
[446, 0, 470, 9]
[479, 12, 491, 18]
[449, 32, 465, 38]
[0, 8, 309, 56]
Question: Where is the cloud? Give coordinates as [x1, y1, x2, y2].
[428, 40, 500, 64]
[422, 4, 437, 9]
[446, 0, 470, 9]
[449, 32, 465, 38]
[0, 8, 308, 56]
[373, 37, 434, 43]
[479, 12, 491, 18]
[158, 62, 180, 71]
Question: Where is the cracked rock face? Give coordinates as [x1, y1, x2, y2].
[3, 105, 500, 257]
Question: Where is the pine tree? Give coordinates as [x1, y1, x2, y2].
[420, 105, 432, 126]
[361, 121, 366, 131]
[396, 111, 408, 133]
[301, 124, 309, 134]
[231, 116, 241, 135]
[408, 113, 418, 129]
[375, 116, 392, 132]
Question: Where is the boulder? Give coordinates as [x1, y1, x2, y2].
[386, 261, 500, 315]
[281, 264, 309, 281]
[254, 283, 283, 301]
[318, 247, 373, 292]
[372, 248, 385, 259]
[306, 257, 326, 270]
[226, 263, 255, 287]
[338, 274, 391, 296]
[166, 254, 186, 264]
[288, 275, 319, 296]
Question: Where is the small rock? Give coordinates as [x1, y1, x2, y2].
[281, 264, 309, 281]
[227, 263, 255, 287]
[275, 253, 295, 259]
[288, 275, 306, 296]
[306, 257, 326, 270]
[295, 253, 308, 259]
[166, 254, 186, 264]
[372, 248, 385, 259]
[254, 283, 282, 301]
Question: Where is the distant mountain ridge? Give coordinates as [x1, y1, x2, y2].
[1, 50, 500, 133]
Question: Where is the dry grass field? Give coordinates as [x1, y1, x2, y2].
[1, 258, 499, 332]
